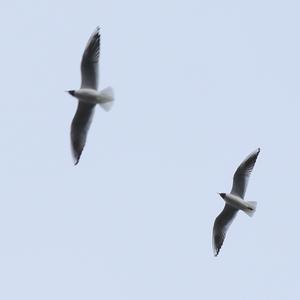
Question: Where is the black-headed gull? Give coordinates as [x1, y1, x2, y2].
[67, 27, 114, 165]
[213, 148, 260, 256]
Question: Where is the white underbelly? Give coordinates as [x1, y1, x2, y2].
[225, 194, 250, 210]
[75, 89, 100, 104]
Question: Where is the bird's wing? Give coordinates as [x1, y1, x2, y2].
[80, 27, 100, 89]
[70, 102, 95, 165]
[230, 148, 260, 199]
[213, 204, 238, 256]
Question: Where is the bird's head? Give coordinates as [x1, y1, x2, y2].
[218, 193, 226, 199]
[66, 90, 75, 96]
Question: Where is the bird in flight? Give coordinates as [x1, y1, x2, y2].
[212, 148, 260, 256]
[66, 27, 114, 165]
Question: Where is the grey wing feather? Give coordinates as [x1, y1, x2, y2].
[70, 102, 95, 165]
[230, 148, 260, 199]
[80, 27, 100, 89]
[213, 204, 238, 256]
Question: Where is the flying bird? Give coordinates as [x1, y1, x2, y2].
[66, 27, 114, 165]
[212, 148, 260, 256]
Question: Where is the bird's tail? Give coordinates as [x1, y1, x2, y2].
[243, 201, 257, 217]
[98, 87, 114, 111]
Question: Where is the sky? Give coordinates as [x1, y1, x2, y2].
[0, 0, 299, 299]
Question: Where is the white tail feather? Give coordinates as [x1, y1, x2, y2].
[98, 87, 114, 111]
[243, 201, 257, 217]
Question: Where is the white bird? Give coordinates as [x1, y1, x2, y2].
[212, 148, 260, 256]
[66, 27, 114, 165]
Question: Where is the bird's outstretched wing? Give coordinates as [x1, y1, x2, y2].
[213, 204, 238, 256]
[80, 27, 100, 89]
[70, 102, 95, 165]
[230, 148, 260, 199]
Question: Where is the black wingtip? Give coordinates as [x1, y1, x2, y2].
[73, 153, 81, 165]
[94, 26, 100, 36]
[72, 152, 81, 166]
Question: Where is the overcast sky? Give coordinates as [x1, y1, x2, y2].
[0, 0, 300, 299]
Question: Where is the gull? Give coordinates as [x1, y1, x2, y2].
[212, 148, 260, 256]
[66, 26, 114, 165]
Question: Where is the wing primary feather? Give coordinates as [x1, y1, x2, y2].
[230, 148, 260, 198]
[213, 205, 238, 256]
[80, 27, 101, 89]
[70, 102, 95, 165]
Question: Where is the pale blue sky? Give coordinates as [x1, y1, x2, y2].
[0, 0, 299, 299]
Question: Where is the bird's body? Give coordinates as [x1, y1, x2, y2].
[71, 88, 114, 106]
[73, 88, 103, 104]
[66, 27, 114, 165]
[212, 148, 260, 256]
[220, 193, 255, 212]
